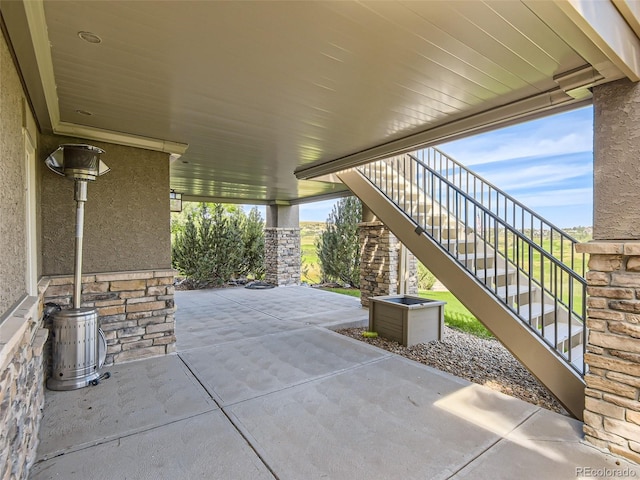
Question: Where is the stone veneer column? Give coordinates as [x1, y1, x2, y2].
[577, 242, 640, 463]
[359, 206, 417, 307]
[265, 205, 300, 286]
[578, 79, 640, 464]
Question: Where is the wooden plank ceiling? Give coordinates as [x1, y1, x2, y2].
[4, 0, 635, 203]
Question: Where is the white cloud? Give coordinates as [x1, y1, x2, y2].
[475, 162, 592, 192]
[508, 188, 592, 208]
[437, 107, 593, 167]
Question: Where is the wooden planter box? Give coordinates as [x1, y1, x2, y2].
[368, 295, 446, 346]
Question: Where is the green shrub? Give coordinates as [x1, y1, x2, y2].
[239, 206, 265, 279]
[171, 203, 265, 286]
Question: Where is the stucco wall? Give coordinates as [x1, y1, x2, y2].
[39, 135, 171, 275]
[0, 30, 27, 316]
[593, 79, 640, 240]
[266, 204, 299, 228]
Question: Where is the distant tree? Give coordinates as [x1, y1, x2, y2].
[170, 202, 199, 238]
[316, 197, 362, 287]
[417, 262, 436, 290]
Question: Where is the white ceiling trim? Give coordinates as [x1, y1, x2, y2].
[182, 195, 271, 206]
[23, 0, 59, 128]
[289, 190, 352, 206]
[295, 87, 587, 180]
[55, 122, 188, 156]
[557, 0, 640, 81]
[21, 0, 188, 156]
[21, 98, 38, 148]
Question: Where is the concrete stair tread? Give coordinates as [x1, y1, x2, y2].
[518, 303, 556, 319]
[474, 267, 517, 280]
[539, 322, 583, 345]
[495, 284, 538, 301]
[456, 252, 495, 261]
[440, 238, 476, 245]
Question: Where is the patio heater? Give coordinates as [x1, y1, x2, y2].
[45, 144, 110, 391]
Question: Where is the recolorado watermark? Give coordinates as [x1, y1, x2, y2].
[576, 466, 637, 478]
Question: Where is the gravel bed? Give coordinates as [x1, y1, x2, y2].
[337, 326, 567, 415]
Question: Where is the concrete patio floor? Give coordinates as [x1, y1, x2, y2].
[30, 286, 640, 479]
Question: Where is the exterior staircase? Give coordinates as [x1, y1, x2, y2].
[337, 148, 587, 419]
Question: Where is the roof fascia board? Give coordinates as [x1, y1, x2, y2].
[523, 1, 622, 80]
[555, 0, 640, 81]
[612, 0, 640, 39]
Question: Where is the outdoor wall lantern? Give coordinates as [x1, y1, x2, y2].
[170, 189, 183, 212]
[44, 144, 110, 391]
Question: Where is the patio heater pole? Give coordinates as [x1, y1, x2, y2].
[73, 180, 88, 309]
[45, 144, 111, 391]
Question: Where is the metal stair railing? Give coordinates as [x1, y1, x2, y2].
[356, 153, 587, 376]
[414, 147, 587, 278]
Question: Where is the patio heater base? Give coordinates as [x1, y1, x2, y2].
[47, 308, 107, 391]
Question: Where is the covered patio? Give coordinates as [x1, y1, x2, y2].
[30, 287, 639, 479]
[3, 1, 640, 476]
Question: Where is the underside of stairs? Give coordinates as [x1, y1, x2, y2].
[337, 149, 587, 420]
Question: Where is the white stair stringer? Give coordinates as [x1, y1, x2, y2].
[338, 168, 585, 420]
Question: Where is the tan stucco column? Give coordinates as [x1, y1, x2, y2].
[265, 204, 300, 286]
[359, 205, 417, 307]
[578, 79, 640, 464]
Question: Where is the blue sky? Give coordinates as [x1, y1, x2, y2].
[298, 106, 594, 228]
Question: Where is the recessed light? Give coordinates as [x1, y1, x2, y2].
[75, 109, 93, 116]
[78, 31, 102, 44]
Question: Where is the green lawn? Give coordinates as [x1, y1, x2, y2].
[300, 223, 322, 283]
[418, 290, 493, 338]
[322, 287, 360, 297]
[306, 223, 588, 335]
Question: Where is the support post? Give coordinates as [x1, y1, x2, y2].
[265, 204, 300, 286]
[359, 205, 417, 307]
[579, 79, 640, 464]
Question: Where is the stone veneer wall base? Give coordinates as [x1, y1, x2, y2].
[0, 270, 176, 480]
[43, 269, 176, 365]
[576, 241, 640, 464]
[0, 280, 50, 480]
